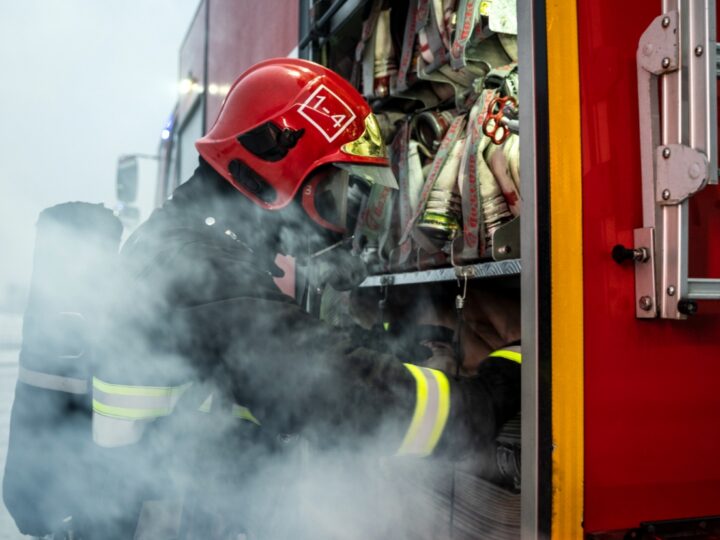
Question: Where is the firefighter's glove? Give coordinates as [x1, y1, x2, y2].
[444, 356, 520, 467]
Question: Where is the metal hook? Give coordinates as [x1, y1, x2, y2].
[456, 273, 468, 310]
[378, 277, 391, 330]
[452, 273, 469, 379]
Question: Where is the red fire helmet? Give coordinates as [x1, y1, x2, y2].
[196, 58, 396, 228]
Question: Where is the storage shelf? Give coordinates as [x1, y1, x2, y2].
[358, 259, 521, 287]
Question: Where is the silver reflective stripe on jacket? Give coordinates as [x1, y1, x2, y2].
[18, 366, 88, 394]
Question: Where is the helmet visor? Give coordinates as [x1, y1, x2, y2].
[310, 167, 372, 233]
[304, 161, 398, 233]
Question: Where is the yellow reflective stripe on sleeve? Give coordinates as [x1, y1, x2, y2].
[231, 404, 261, 426]
[92, 378, 191, 421]
[396, 364, 450, 457]
[92, 399, 173, 420]
[489, 349, 522, 364]
[92, 378, 192, 446]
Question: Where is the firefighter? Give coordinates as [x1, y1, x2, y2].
[90, 58, 521, 538]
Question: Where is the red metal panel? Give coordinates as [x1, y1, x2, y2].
[178, 1, 207, 123]
[205, 0, 299, 131]
[578, 0, 720, 532]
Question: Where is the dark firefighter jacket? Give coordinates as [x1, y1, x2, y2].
[90, 162, 520, 537]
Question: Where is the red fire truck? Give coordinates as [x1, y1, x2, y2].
[120, 0, 720, 538]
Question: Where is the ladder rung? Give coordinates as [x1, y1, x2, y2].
[687, 278, 720, 300]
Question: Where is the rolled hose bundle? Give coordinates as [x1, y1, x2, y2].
[3, 202, 122, 536]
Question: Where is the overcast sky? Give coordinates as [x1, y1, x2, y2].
[0, 0, 200, 296]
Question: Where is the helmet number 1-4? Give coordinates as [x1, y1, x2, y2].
[298, 84, 357, 143]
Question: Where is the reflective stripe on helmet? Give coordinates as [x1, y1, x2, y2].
[396, 364, 450, 457]
[92, 378, 191, 420]
[18, 366, 88, 395]
[488, 345, 522, 364]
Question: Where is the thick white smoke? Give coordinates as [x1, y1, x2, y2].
[0, 3, 522, 539]
[3, 186, 520, 539]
